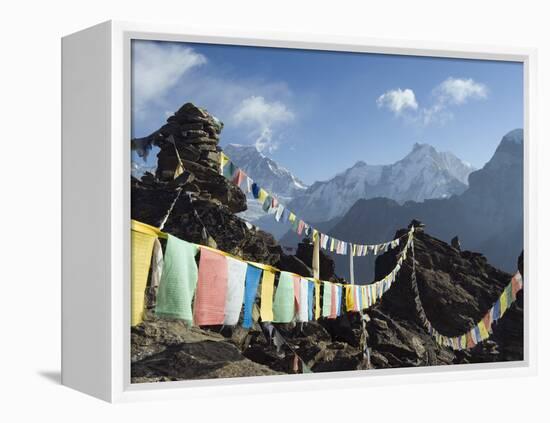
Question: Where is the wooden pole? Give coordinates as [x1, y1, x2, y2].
[312, 231, 320, 280]
[349, 246, 355, 285]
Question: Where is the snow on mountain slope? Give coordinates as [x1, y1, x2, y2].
[223, 143, 308, 224]
[224, 144, 308, 197]
[287, 143, 476, 222]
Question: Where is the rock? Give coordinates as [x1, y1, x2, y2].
[132, 340, 281, 382]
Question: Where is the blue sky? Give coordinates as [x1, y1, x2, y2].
[132, 39, 523, 184]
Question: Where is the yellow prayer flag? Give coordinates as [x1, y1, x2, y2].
[131, 229, 157, 326]
[361, 287, 368, 310]
[477, 321, 489, 340]
[345, 285, 355, 312]
[220, 152, 229, 174]
[260, 269, 275, 322]
[289, 212, 296, 223]
[258, 188, 268, 203]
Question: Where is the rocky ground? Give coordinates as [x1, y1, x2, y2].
[130, 103, 523, 383]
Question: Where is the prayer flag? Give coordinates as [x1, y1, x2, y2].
[336, 286, 343, 316]
[223, 257, 247, 325]
[308, 280, 315, 321]
[298, 278, 309, 322]
[297, 220, 305, 236]
[289, 212, 296, 223]
[251, 183, 260, 199]
[131, 228, 157, 326]
[260, 268, 276, 322]
[477, 320, 489, 340]
[282, 208, 290, 222]
[314, 280, 321, 320]
[473, 325, 482, 344]
[467, 331, 475, 348]
[322, 282, 332, 317]
[223, 160, 236, 180]
[512, 272, 523, 299]
[149, 237, 164, 306]
[329, 284, 338, 318]
[345, 285, 355, 312]
[262, 195, 272, 212]
[273, 272, 296, 323]
[155, 235, 199, 324]
[242, 265, 262, 328]
[232, 168, 244, 187]
[460, 335, 467, 350]
[492, 299, 501, 322]
[275, 204, 285, 222]
[194, 248, 229, 326]
[220, 152, 229, 174]
[258, 188, 268, 203]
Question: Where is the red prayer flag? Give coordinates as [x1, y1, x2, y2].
[512, 272, 522, 300]
[329, 284, 338, 319]
[194, 248, 228, 325]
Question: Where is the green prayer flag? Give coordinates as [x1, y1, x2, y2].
[322, 282, 332, 317]
[155, 235, 199, 323]
[273, 272, 295, 323]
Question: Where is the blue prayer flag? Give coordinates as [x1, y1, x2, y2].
[242, 265, 262, 328]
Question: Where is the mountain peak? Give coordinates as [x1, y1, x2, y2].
[411, 142, 436, 153]
[501, 128, 523, 146]
[223, 143, 307, 200]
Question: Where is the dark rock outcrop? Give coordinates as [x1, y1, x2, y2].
[366, 228, 523, 367]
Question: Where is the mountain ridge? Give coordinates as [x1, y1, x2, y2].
[287, 142, 476, 222]
[328, 128, 523, 279]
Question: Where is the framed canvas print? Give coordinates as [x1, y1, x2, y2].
[61, 21, 537, 402]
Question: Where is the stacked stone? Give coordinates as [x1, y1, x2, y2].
[155, 103, 223, 180]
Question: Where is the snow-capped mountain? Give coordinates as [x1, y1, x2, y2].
[224, 144, 308, 197]
[223, 144, 308, 225]
[326, 128, 524, 279]
[287, 143, 476, 222]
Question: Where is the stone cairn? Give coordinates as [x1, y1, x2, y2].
[155, 103, 224, 180]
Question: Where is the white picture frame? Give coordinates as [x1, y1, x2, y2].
[61, 20, 538, 403]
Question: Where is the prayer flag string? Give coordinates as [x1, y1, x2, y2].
[219, 152, 407, 256]
[131, 219, 413, 327]
[409, 238, 523, 350]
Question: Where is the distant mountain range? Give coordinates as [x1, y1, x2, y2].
[288, 143, 476, 222]
[225, 142, 477, 240]
[327, 129, 524, 280]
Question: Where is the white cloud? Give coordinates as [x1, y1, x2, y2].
[377, 77, 488, 126]
[376, 88, 418, 114]
[132, 41, 206, 111]
[233, 96, 295, 152]
[435, 77, 488, 105]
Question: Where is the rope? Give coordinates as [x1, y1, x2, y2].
[410, 238, 523, 350]
[131, 219, 414, 288]
[186, 192, 212, 243]
[220, 151, 408, 254]
[158, 189, 183, 231]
